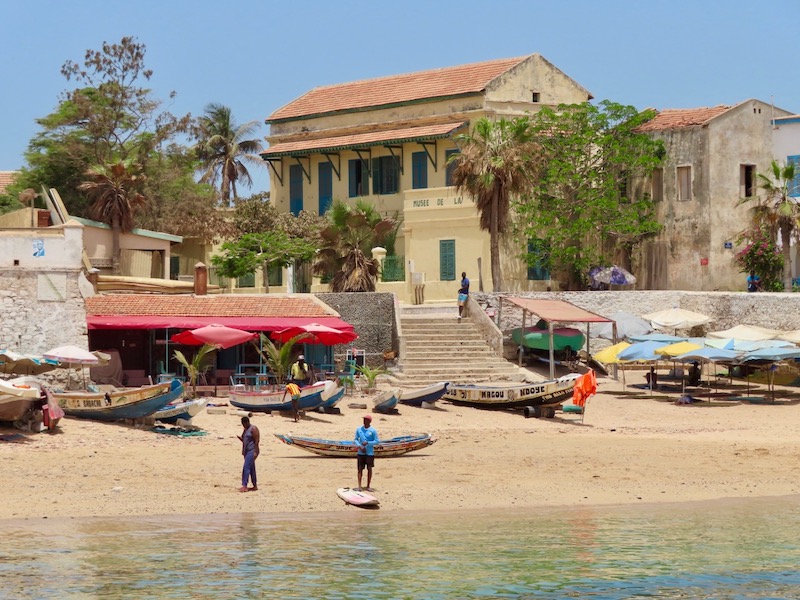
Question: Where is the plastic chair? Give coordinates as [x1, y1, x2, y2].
[338, 360, 357, 392]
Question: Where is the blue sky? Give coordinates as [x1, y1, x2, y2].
[2, 0, 797, 194]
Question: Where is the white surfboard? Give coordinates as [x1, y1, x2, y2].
[336, 487, 379, 507]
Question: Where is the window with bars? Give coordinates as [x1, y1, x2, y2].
[439, 239, 455, 281]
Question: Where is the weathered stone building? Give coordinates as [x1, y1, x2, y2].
[634, 100, 793, 291]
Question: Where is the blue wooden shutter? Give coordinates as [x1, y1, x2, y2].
[445, 149, 459, 186]
[318, 162, 332, 214]
[372, 157, 382, 195]
[412, 151, 428, 189]
[289, 164, 303, 215]
[788, 155, 800, 197]
[439, 239, 455, 281]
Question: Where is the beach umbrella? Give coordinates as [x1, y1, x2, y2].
[642, 307, 711, 331]
[704, 337, 736, 350]
[617, 341, 666, 361]
[777, 330, 800, 344]
[0, 350, 59, 375]
[171, 324, 258, 349]
[593, 311, 652, 341]
[675, 346, 742, 392]
[43, 345, 102, 389]
[271, 323, 358, 346]
[655, 341, 703, 358]
[628, 333, 686, 343]
[707, 324, 782, 341]
[592, 265, 637, 286]
[593, 342, 632, 364]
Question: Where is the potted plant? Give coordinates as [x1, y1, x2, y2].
[356, 364, 388, 393]
[173, 343, 216, 398]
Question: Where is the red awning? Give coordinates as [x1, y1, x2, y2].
[86, 315, 355, 332]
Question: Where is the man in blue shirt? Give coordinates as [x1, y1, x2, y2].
[458, 272, 470, 321]
[355, 414, 379, 491]
[746, 271, 762, 292]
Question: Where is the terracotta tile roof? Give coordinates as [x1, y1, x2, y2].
[0, 171, 18, 194]
[85, 294, 336, 317]
[268, 56, 529, 122]
[636, 106, 732, 132]
[262, 122, 466, 157]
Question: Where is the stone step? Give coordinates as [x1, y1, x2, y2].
[397, 366, 520, 377]
[401, 352, 497, 361]
[403, 340, 492, 349]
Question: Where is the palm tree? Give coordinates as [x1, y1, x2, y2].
[173, 343, 216, 398]
[312, 199, 395, 292]
[738, 160, 800, 291]
[449, 117, 540, 291]
[78, 160, 147, 274]
[195, 103, 264, 205]
[253, 333, 308, 384]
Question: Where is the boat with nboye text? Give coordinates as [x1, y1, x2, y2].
[444, 374, 580, 411]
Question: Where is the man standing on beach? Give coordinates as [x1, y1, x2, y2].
[355, 414, 379, 491]
[290, 354, 311, 386]
[237, 416, 260, 492]
[458, 272, 470, 322]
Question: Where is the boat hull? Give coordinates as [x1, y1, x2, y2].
[0, 377, 42, 421]
[229, 381, 332, 412]
[444, 375, 579, 410]
[372, 388, 401, 414]
[511, 327, 585, 353]
[54, 379, 184, 421]
[275, 433, 435, 458]
[399, 382, 449, 407]
[155, 397, 209, 424]
[319, 385, 345, 409]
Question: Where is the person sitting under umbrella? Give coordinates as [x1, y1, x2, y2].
[688, 361, 702, 386]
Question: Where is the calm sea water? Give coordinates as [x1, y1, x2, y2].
[3, 497, 800, 599]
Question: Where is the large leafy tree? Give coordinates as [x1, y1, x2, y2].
[312, 199, 395, 292]
[516, 101, 664, 289]
[4, 37, 192, 228]
[78, 160, 147, 274]
[738, 159, 800, 291]
[211, 231, 317, 293]
[194, 103, 265, 206]
[449, 117, 540, 291]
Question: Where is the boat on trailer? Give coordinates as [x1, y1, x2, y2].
[444, 374, 580, 413]
[53, 379, 184, 421]
[399, 381, 449, 407]
[274, 433, 436, 458]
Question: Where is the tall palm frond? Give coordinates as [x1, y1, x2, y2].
[173, 343, 216, 398]
[253, 333, 308, 384]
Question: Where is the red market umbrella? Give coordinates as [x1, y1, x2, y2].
[171, 324, 258, 349]
[271, 323, 358, 346]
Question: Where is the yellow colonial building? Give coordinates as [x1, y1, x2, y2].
[261, 54, 592, 301]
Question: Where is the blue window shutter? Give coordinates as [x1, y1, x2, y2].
[372, 157, 382, 195]
[412, 151, 428, 189]
[439, 239, 455, 281]
[348, 160, 358, 197]
[289, 164, 303, 215]
[445, 149, 459, 186]
[318, 162, 332, 214]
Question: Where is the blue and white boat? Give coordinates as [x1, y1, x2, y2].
[319, 384, 345, 409]
[399, 381, 449, 407]
[229, 380, 334, 413]
[373, 388, 401, 414]
[155, 397, 209, 424]
[54, 379, 184, 421]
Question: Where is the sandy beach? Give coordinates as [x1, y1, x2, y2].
[3, 367, 800, 521]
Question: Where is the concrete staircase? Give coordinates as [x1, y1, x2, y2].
[390, 303, 521, 386]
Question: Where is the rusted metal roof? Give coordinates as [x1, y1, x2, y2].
[503, 297, 611, 323]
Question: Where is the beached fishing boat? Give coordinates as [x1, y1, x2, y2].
[444, 374, 580, 410]
[511, 326, 585, 353]
[399, 381, 449, 407]
[155, 397, 209, 424]
[372, 388, 401, 414]
[0, 377, 43, 421]
[318, 384, 345, 410]
[229, 380, 334, 413]
[53, 379, 184, 421]
[274, 433, 436, 458]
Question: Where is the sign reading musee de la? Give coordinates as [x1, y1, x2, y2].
[411, 196, 471, 208]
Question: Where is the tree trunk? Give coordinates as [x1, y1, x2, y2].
[263, 259, 270, 294]
[111, 216, 121, 275]
[782, 225, 792, 291]
[490, 188, 503, 291]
